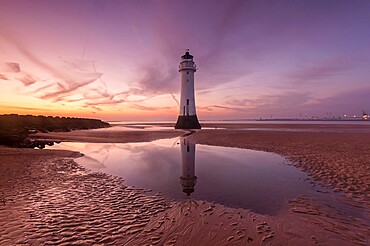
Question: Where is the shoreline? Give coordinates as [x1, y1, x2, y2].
[1, 124, 369, 245]
[31, 129, 185, 143]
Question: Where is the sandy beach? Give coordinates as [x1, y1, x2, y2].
[1, 123, 369, 245]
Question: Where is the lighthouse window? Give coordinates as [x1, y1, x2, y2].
[187, 99, 189, 105]
[187, 72, 189, 74]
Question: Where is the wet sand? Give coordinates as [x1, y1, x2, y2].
[1, 124, 369, 245]
[31, 129, 184, 143]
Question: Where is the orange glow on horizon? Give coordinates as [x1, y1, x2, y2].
[0, 102, 246, 121]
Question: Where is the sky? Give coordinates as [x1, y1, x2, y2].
[0, 0, 369, 121]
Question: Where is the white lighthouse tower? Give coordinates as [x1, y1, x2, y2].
[175, 50, 201, 129]
[180, 138, 197, 196]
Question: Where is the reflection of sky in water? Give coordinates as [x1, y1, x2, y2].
[48, 138, 327, 215]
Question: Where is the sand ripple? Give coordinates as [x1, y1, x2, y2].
[0, 149, 169, 245]
[1, 137, 369, 245]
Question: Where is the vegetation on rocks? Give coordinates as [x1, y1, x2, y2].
[0, 114, 110, 147]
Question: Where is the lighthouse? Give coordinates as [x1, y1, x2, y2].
[175, 50, 201, 129]
[180, 138, 197, 196]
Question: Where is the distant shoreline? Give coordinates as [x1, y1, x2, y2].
[256, 118, 369, 122]
[108, 118, 370, 124]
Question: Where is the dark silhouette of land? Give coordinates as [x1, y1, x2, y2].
[0, 114, 110, 147]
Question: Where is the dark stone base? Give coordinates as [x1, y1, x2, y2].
[175, 115, 201, 129]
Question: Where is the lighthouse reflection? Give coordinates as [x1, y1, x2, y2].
[180, 138, 197, 196]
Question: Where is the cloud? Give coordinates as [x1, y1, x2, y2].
[0, 62, 20, 73]
[310, 87, 370, 115]
[1, 8, 256, 111]
[31, 83, 55, 94]
[197, 85, 250, 96]
[0, 62, 22, 81]
[4, 36, 73, 80]
[0, 74, 8, 80]
[17, 73, 37, 86]
[222, 87, 370, 118]
[0, 104, 51, 111]
[38, 72, 103, 101]
[286, 58, 356, 82]
[131, 104, 172, 111]
[0, 31, 106, 104]
[84, 98, 126, 107]
[223, 91, 313, 117]
[170, 93, 179, 106]
[137, 1, 254, 93]
[199, 104, 247, 112]
[137, 64, 177, 94]
[226, 98, 256, 107]
[60, 58, 96, 72]
[79, 87, 155, 107]
[82, 105, 103, 113]
[131, 104, 158, 111]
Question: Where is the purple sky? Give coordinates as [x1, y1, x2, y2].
[0, 0, 369, 120]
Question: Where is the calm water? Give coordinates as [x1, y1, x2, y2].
[47, 137, 332, 215]
[110, 120, 370, 125]
[105, 120, 370, 133]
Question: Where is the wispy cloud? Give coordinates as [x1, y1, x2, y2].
[38, 72, 103, 101]
[0, 74, 8, 80]
[131, 103, 173, 111]
[0, 62, 21, 73]
[84, 98, 126, 107]
[199, 104, 248, 112]
[170, 93, 179, 106]
[222, 91, 313, 117]
[137, 64, 177, 94]
[17, 73, 37, 86]
[223, 87, 370, 117]
[286, 58, 355, 82]
[311, 87, 370, 114]
[226, 98, 256, 107]
[0, 31, 107, 105]
[0, 104, 51, 111]
[0, 62, 20, 81]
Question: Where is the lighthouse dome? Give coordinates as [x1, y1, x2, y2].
[181, 51, 193, 60]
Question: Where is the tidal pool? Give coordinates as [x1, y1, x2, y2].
[47, 137, 326, 215]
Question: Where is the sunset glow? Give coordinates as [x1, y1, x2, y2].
[1, 0, 369, 120]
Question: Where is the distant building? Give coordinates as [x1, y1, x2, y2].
[363, 110, 369, 120]
[341, 111, 369, 120]
[175, 50, 201, 129]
